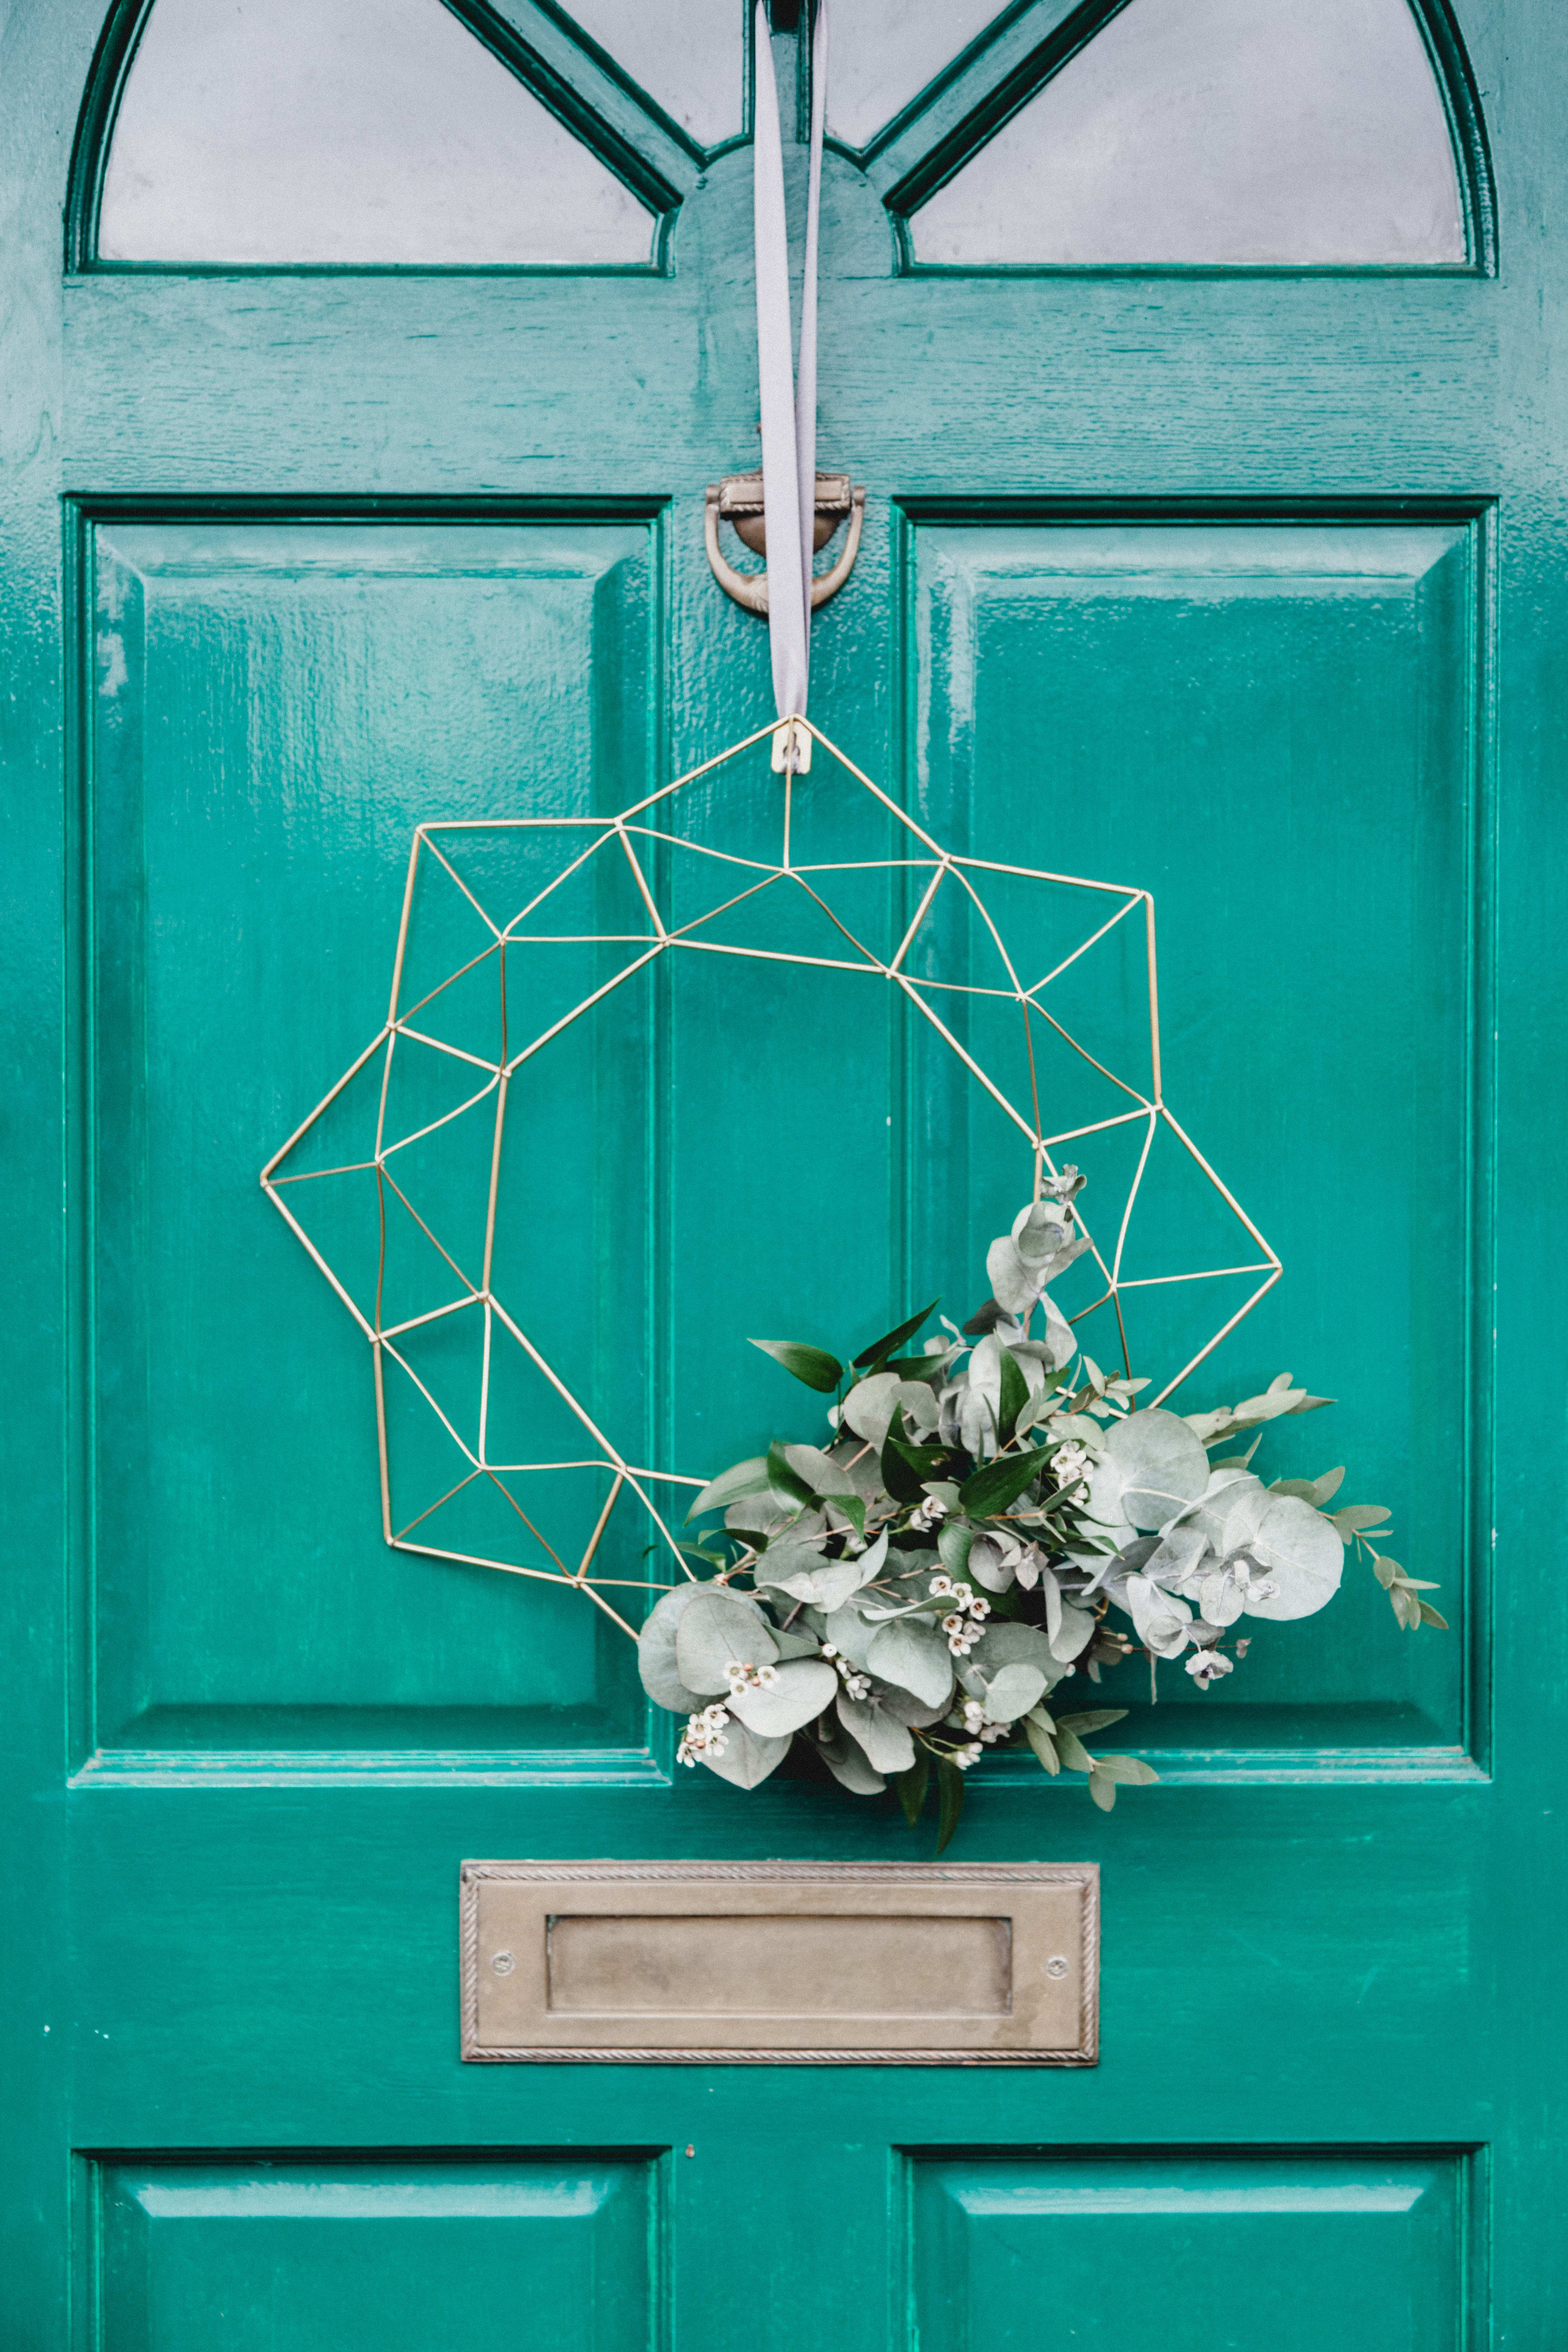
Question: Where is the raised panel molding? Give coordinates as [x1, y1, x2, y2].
[91, 2153, 661, 2352]
[908, 508, 1491, 1777]
[908, 2147, 1475, 2352]
[73, 511, 661, 1779]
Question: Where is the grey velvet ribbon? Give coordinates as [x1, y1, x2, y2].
[753, 0, 827, 742]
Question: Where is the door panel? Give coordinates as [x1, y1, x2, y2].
[913, 517, 1483, 1758]
[84, 518, 655, 1766]
[95, 2154, 658, 2352]
[909, 2149, 1469, 2352]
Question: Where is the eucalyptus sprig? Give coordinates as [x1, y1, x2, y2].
[638, 1176, 1442, 1849]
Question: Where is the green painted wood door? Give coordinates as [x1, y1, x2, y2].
[2, 1, 1558, 2345]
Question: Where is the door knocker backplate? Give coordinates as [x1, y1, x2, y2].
[705, 468, 866, 615]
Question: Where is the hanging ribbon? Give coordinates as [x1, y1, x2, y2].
[753, 0, 827, 770]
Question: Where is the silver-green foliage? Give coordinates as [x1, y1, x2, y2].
[638, 1179, 1439, 1847]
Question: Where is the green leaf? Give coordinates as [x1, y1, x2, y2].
[727, 1657, 839, 1737]
[836, 1492, 867, 1542]
[748, 1338, 843, 1393]
[675, 1591, 777, 1694]
[937, 1521, 974, 1581]
[996, 1347, 1032, 1448]
[1087, 1769, 1118, 1811]
[838, 1692, 917, 1774]
[814, 1721, 887, 1796]
[971, 1622, 1056, 1678]
[699, 1719, 792, 1790]
[1333, 1504, 1393, 1534]
[880, 1405, 935, 1505]
[895, 1753, 931, 1829]
[766, 1441, 823, 1510]
[1418, 1602, 1449, 1629]
[1091, 1408, 1210, 1531]
[782, 1442, 857, 1498]
[1023, 1715, 1060, 1774]
[636, 1584, 712, 1713]
[958, 1444, 1044, 1519]
[935, 1758, 967, 1854]
[882, 1403, 959, 1488]
[1089, 1753, 1159, 1785]
[981, 1662, 1048, 1723]
[1055, 1708, 1128, 1735]
[854, 1297, 941, 1371]
[684, 1457, 771, 1523]
[1055, 1726, 1096, 1774]
[866, 1617, 956, 1710]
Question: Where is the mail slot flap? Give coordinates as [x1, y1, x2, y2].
[461, 1861, 1098, 2065]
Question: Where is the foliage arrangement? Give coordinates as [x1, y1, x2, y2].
[639, 1177, 1445, 1846]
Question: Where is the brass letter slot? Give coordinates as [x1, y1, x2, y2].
[461, 1861, 1098, 2065]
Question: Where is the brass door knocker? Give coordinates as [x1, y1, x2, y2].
[704, 468, 866, 615]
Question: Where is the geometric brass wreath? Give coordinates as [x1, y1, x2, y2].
[262, 716, 1279, 1637]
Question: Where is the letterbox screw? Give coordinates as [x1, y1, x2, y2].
[491, 1950, 516, 1976]
[1045, 1955, 1069, 1979]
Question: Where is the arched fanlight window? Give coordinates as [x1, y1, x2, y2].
[906, 0, 1472, 268]
[95, 0, 664, 266]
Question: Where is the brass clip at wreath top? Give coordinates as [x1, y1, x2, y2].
[704, 468, 866, 619]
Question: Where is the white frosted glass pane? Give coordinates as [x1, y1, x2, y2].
[915, 0, 1465, 266]
[827, 0, 1002, 149]
[100, 0, 654, 265]
[562, 0, 742, 146]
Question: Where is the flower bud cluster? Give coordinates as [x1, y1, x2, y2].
[820, 1643, 872, 1702]
[908, 1491, 949, 1533]
[724, 1658, 779, 1696]
[945, 1694, 1008, 1765]
[676, 1703, 731, 1766]
[930, 1573, 990, 1655]
[1050, 1440, 1092, 1503]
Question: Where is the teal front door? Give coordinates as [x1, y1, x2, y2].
[3, 0, 1557, 2344]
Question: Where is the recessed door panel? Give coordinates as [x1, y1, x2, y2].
[95, 2155, 658, 2352]
[916, 518, 1482, 1757]
[910, 2149, 1467, 2352]
[84, 519, 657, 1764]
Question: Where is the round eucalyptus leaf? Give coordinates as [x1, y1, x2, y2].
[1244, 1495, 1344, 1620]
[970, 1620, 1055, 1674]
[821, 1598, 879, 1670]
[836, 1691, 916, 1773]
[1099, 1409, 1210, 1530]
[981, 1662, 1047, 1723]
[813, 1721, 887, 1795]
[1037, 1291, 1077, 1372]
[967, 1534, 1018, 1593]
[985, 1235, 1036, 1317]
[637, 1583, 712, 1713]
[1199, 1568, 1246, 1627]
[1191, 1470, 1270, 1560]
[841, 1372, 940, 1447]
[1123, 1572, 1194, 1658]
[875, 1681, 951, 1730]
[675, 1590, 778, 1695]
[782, 1442, 856, 1498]
[728, 1656, 838, 1736]
[865, 1617, 954, 1710]
[699, 1718, 791, 1789]
[1048, 1599, 1096, 1663]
